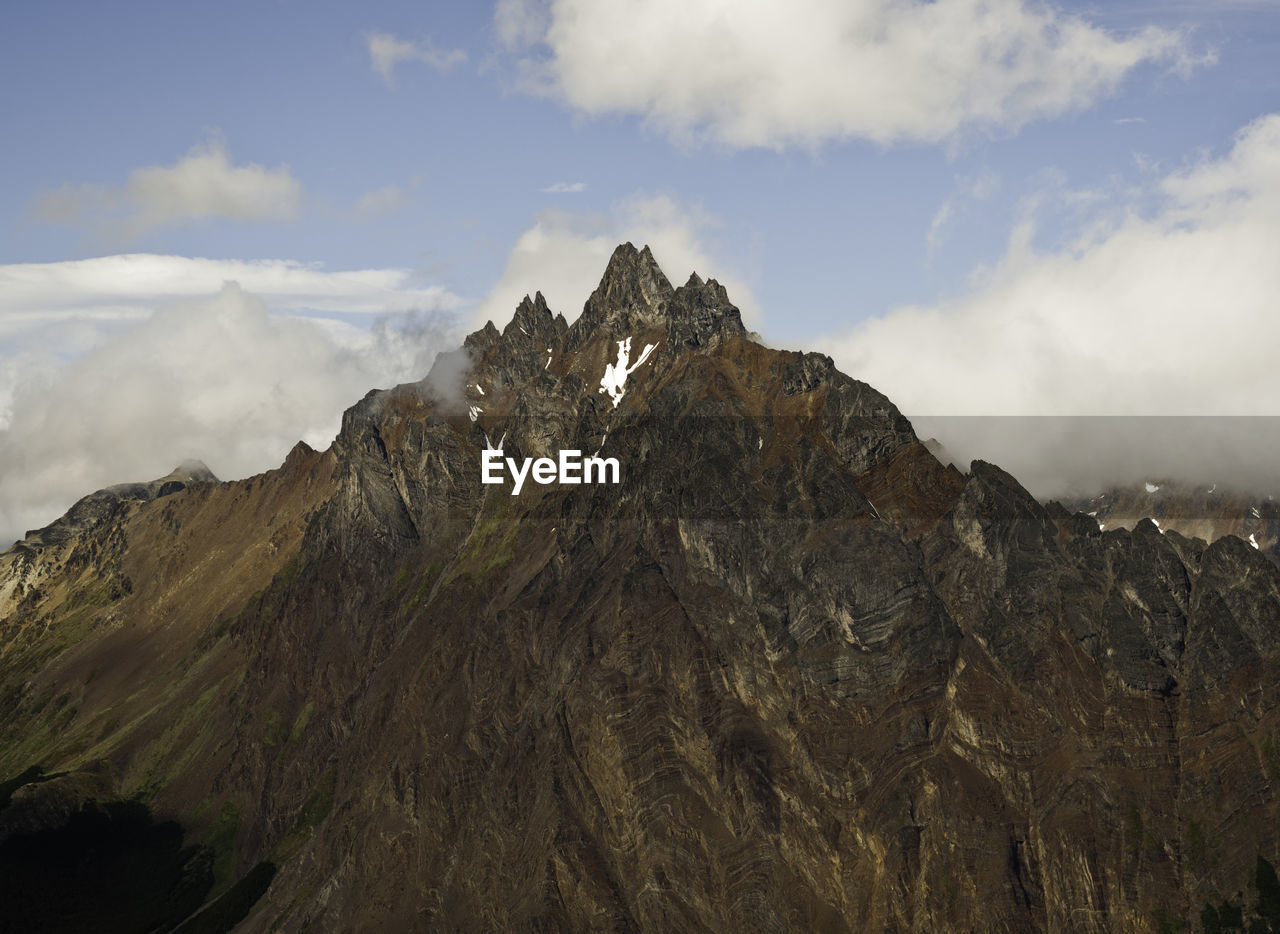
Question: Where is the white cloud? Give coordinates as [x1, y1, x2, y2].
[470, 193, 761, 329]
[0, 284, 461, 547]
[0, 254, 459, 330]
[541, 181, 587, 193]
[366, 31, 467, 85]
[495, 0, 549, 47]
[37, 138, 302, 237]
[497, 0, 1205, 148]
[927, 170, 1001, 253]
[0, 254, 464, 538]
[822, 113, 1280, 495]
[355, 184, 410, 218]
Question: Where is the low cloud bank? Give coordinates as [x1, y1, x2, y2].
[0, 284, 459, 547]
[912, 416, 1280, 500]
[830, 114, 1280, 497]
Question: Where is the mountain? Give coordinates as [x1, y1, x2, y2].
[0, 460, 220, 610]
[1060, 480, 1280, 567]
[2, 244, 1279, 933]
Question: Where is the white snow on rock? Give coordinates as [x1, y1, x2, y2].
[1250, 533, 1260, 549]
[599, 337, 659, 408]
[468, 405, 483, 422]
[1251, 506, 1261, 518]
[475, 384, 485, 396]
[1145, 482, 1160, 493]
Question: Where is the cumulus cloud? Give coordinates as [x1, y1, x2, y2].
[0, 284, 460, 547]
[470, 193, 761, 329]
[497, 0, 1204, 148]
[366, 31, 467, 84]
[824, 113, 1280, 496]
[36, 138, 302, 237]
[541, 181, 586, 193]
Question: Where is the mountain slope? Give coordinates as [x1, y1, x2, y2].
[1, 244, 1278, 933]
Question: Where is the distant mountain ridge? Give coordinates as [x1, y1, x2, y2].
[1, 244, 1278, 932]
[1059, 480, 1279, 566]
[21, 459, 218, 548]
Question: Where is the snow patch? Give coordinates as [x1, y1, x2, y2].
[1145, 482, 1160, 493]
[599, 337, 659, 408]
[468, 405, 483, 422]
[475, 384, 485, 396]
[1250, 533, 1260, 549]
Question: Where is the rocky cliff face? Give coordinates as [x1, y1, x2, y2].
[1, 244, 1278, 933]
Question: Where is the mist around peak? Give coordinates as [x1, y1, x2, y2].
[0, 284, 460, 548]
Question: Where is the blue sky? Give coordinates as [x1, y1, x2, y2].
[2, 0, 1279, 542]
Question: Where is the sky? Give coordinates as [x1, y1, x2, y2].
[2, 0, 1280, 544]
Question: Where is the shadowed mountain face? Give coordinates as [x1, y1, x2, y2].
[2, 244, 1279, 932]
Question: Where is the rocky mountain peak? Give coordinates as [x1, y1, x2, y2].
[566, 242, 744, 351]
[504, 291, 568, 345]
[462, 319, 500, 356]
[585, 242, 674, 316]
[162, 459, 218, 485]
[15, 460, 221, 548]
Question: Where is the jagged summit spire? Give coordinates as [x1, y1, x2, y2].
[583, 242, 675, 321]
[461, 243, 747, 360]
[504, 290, 567, 347]
[507, 291, 550, 332]
[566, 243, 746, 350]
